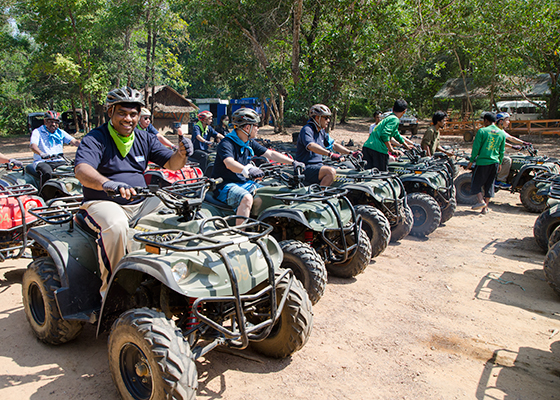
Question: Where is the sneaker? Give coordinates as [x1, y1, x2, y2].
[481, 207, 489, 214]
[494, 181, 511, 189]
[472, 202, 486, 210]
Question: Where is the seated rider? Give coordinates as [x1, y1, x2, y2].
[30, 110, 80, 188]
[190, 111, 225, 171]
[74, 86, 193, 298]
[138, 107, 176, 149]
[211, 108, 304, 222]
[295, 104, 360, 186]
[494, 112, 532, 189]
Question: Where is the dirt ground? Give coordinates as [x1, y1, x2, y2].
[2, 121, 560, 399]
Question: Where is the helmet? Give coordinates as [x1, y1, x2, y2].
[309, 104, 332, 118]
[496, 112, 510, 121]
[44, 110, 61, 121]
[232, 108, 260, 127]
[140, 107, 151, 117]
[106, 86, 145, 107]
[197, 110, 213, 121]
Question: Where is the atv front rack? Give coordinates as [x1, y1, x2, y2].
[155, 177, 221, 220]
[133, 216, 284, 354]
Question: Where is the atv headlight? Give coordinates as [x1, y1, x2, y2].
[172, 261, 189, 282]
[65, 182, 74, 192]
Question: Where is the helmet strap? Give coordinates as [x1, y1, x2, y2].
[311, 116, 321, 130]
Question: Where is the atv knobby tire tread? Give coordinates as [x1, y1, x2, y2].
[534, 208, 560, 252]
[549, 226, 560, 250]
[354, 205, 391, 258]
[520, 180, 547, 213]
[251, 270, 313, 358]
[544, 242, 560, 298]
[280, 240, 327, 305]
[325, 228, 371, 278]
[390, 205, 413, 243]
[22, 257, 84, 345]
[455, 172, 478, 205]
[440, 195, 457, 225]
[108, 308, 197, 400]
[407, 192, 441, 237]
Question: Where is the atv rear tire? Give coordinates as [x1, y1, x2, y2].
[407, 192, 441, 237]
[455, 173, 477, 205]
[544, 242, 560, 298]
[534, 208, 560, 252]
[251, 269, 313, 358]
[354, 205, 391, 258]
[390, 204, 413, 243]
[520, 180, 547, 213]
[280, 240, 327, 305]
[549, 226, 560, 250]
[440, 195, 457, 225]
[108, 308, 198, 400]
[22, 257, 84, 345]
[325, 228, 372, 278]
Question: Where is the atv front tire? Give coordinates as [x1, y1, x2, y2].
[534, 207, 560, 252]
[544, 241, 560, 297]
[455, 173, 477, 205]
[354, 205, 391, 258]
[108, 308, 198, 400]
[325, 228, 372, 278]
[520, 180, 547, 213]
[549, 226, 560, 250]
[22, 257, 84, 345]
[407, 192, 441, 237]
[440, 195, 457, 225]
[390, 204, 413, 242]
[280, 240, 327, 305]
[251, 270, 313, 358]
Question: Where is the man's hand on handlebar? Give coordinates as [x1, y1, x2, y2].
[102, 180, 137, 200]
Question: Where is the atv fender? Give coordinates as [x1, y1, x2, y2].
[400, 175, 438, 192]
[28, 227, 102, 322]
[339, 183, 382, 201]
[512, 165, 554, 188]
[258, 208, 312, 229]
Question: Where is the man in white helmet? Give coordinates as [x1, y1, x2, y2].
[295, 104, 360, 186]
[211, 108, 304, 222]
[138, 107, 176, 149]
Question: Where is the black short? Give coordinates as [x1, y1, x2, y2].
[303, 164, 323, 185]
[363, 147, 389, 171]
[470, 163, 499, 197]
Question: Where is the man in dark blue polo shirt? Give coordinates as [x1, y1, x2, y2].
[295, 104, 359, 186]
[75, 86, 193, 297]
[211, 108, 304, 222]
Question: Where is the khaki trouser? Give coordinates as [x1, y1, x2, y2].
[497, 156, 512, 182]
[79, 197, 165, 298]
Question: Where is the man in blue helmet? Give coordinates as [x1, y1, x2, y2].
[494, 112, 532, 188]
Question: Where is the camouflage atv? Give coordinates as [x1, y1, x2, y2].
[536, 183, 560, 297]
[202, 164, 372, 286]
[388, 147, 456, 237]
[23, 178, 313, 400]
[455, 144, 560, 213]
[1, 153, 82, 202]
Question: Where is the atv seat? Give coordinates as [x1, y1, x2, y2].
[75, 211, 99, 238]
[25, 164, 39, 178]
[204, 192, 233, 211]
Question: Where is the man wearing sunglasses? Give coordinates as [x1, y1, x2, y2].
[295, 104, 359, 186]
[138, 108, 176, 149]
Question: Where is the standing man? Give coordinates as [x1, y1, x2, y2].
[466, 112, 506, 214]
[138, 107, 176, 149]
[211, 108, 304, 222]
[362, 99, 412, 171]
[494, 112, 532, 188]
[74, 86, 193, 297]
[421, 110, 453, 157]
[190, 110, 224, 171]
[30, 110, 80, 188]
[369, 110, 382, 134]
[295, 104, 359, 186]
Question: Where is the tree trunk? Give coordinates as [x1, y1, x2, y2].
[71, 98, 79, 133]
[291, 0, 303, 85]
[548, 73, 559, 119]
[340, 101, 349, 124]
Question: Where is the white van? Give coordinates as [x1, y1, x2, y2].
[495, 100, 546, 120]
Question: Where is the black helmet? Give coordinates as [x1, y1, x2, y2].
[232, 108, 260, 127]
[309, 104, 332, 117]
[106, 86, 145, 107]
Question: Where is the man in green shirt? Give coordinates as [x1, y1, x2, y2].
[363, 99, 412, 171]
[421, 110, 453, 157]
[466, 112, 506, 214]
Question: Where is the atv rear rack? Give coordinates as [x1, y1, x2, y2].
[28, 195, 83, 225]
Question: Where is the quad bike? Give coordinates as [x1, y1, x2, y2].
[454, 144, 560, 212]
[203, 164, 372, 286]
[533, 182, 560, 253]
[388, 146, 456, 237]
[325, 155, 409, 246]
[146, 163, 328, 304]
[1, 153, 82, 202]
[22, 178, 313, 400]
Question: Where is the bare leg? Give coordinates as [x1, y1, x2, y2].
[236, 194, 253, 225]
[318, 166, 336, 186]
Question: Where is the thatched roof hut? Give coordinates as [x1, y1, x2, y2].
[144, 86, 198, 134]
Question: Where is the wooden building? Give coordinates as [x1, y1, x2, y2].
[144, 86, 198, 134]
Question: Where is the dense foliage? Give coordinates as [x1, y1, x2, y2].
[0, 0, 558, 134]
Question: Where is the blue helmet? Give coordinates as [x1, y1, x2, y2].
[496, 112, 510, 122]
